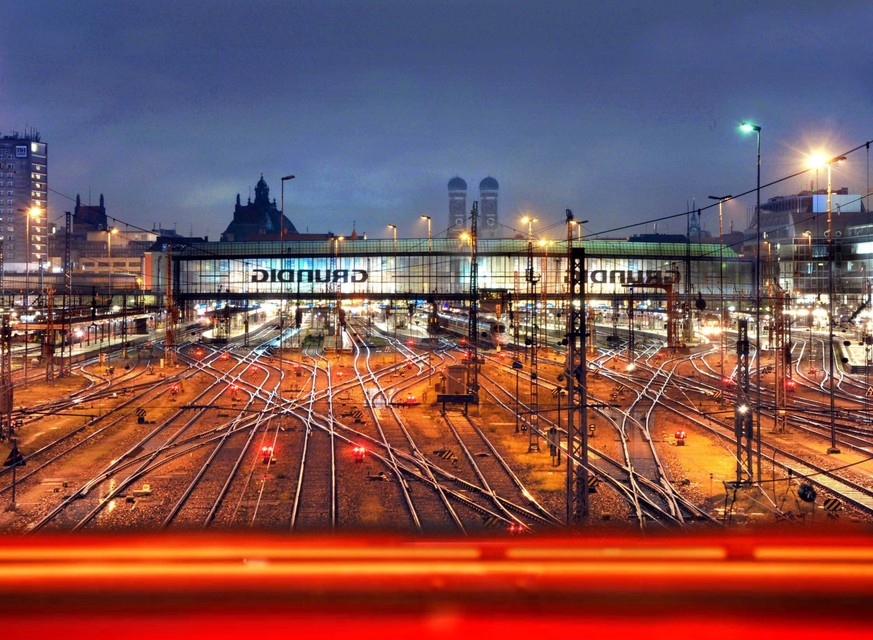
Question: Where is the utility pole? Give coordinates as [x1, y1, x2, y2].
[566, 238, 589, 523]
[773, 287, 787, 433]
[735, 318, 753, 484]
[164, 244, 176, 367]
[0, 315, 12, 441]
[523, 216, 540, 452]
[63, 211, 72, 376]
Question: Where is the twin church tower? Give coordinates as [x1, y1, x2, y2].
[447, 176, 500, 238]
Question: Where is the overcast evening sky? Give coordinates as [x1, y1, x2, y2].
[2, 1, 872, 242]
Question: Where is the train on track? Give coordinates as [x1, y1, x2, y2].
[433, 309, 510, 349]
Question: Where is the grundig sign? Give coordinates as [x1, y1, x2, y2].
[251, 268, 369, 284]
[585, 269, 681, 285]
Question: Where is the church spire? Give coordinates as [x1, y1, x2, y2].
[254, 173, 270, 205]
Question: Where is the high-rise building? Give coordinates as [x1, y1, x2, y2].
[479, 176, 499, 238]
[0, 129, 47, 267]
[448, 177, 467, 236]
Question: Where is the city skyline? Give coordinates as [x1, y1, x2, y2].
[2, 1, 872, 241]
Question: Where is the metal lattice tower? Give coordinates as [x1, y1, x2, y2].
[512, 271, 520, 347]
[772, 286, 787, 433]
[63, 211, 72, 376]
[467, 202, 479, 403]
[735, 318, 753, 484]
[527, 223, 540, 452]
[566, 239, 589, 523]
[0, 315, 12, 440]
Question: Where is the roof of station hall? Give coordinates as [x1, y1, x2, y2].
[170, 238, 742, 262]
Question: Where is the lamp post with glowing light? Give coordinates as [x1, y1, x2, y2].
[279, 175, 295, 351]
[709, 195, 732, 388]
[106, 227, 118, 301]
[388, 224, 397, 361]
[803, 229, 815, 359]
[420, 214, 432, 294]
[20, 206, 41, 383]
[803, 229, 813, 284]
[332, 236, 344, 353]
[539, 238, 554, 347]
[105, 226, 119, 362]
[740, 121, 762, 483]
[807, 153, 846, 454]
[570, 218, 589, 243]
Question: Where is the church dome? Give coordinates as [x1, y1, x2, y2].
[448, 177, 467, 191]
[479, 176, 499, 191]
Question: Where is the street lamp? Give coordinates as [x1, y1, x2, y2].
[106, 227, 118, 300]
[803, 229, 813, 262]
[569, 218, 589, 242]
[740, 121, 762, 483]
[803, 230, 815, 323]
[333, 236, 344, 352]
[105, 227, 119, 362]
[807, 153, 846, 454]
[539, 238, 554, 346]
[709, 195, 732, 389]
[279, 175, 295, 351]
[420, 215, 432, 295]
[419, 215, 432, 252]
[20, 206, 40, 383]
[388, 224, 397, 360]
[521, 215, 538, 241]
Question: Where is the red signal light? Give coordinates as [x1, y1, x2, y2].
[352, 446, 366, 462]
[786, 378, 797, 391]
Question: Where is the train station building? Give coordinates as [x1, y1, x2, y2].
[152, 236, 751, 337]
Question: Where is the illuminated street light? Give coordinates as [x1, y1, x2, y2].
[708, 195, 732, 388]
[388, 224, 398, 361]
[569, 218, 589, 242]
[105, 226, 119, 364]
[106, 226, 119, 299]
[279, 175, 295, 351]
[333, 235, 345, 353]
[521, 215, 538, 242]
[19, 206, 41, 384]
[807, 153, 846, 455]
[740, 121, 762, 483]
[420, 215, 432, 293]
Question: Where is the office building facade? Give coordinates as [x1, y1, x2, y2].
[0, 129, 47, 267]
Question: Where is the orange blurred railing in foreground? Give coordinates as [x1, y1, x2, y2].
[0, 532, 871, 639]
